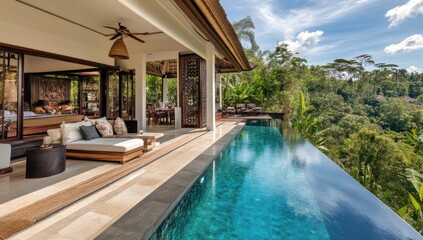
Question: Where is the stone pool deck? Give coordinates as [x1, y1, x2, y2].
[7, 121, 243, 239]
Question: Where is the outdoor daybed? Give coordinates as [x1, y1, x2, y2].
[45, 118, 144, 164]
[66, 137, 143, 163]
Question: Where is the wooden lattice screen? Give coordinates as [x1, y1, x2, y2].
[27, 75, 71, 109]
[179, 54, 207, 128]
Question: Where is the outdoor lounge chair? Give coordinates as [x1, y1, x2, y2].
[254, 106, 263, 115]
[246, 103, 256, 115]
[246, 103, 263, 115]
[224, 107, 235, 116]
[236, 103, 247, 115]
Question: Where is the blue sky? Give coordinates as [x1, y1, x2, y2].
[221, 0, 423, 72]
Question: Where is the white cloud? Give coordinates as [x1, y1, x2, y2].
[280, 31, 324, 54]
[407, 65, 422, 73]
[385, 0, 423, 27]
[256, 0, 376, 37]
[384, 34, 423, 54]
[304, 43, 338, 56]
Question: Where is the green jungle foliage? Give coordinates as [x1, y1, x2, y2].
[229, 16, 423, 234]
[146, 75, 177, 106]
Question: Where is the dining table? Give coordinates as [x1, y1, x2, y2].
[156, 107, 175, 124]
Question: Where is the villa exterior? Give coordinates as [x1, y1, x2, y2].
[0, 0, 252, 154]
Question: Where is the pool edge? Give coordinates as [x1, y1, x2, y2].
[95, 123, 245, 240]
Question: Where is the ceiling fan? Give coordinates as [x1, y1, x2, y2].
[104, 22, 146, 43]
[103, 23, 162, 59]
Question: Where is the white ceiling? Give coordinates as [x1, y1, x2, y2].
[19, 0, 161, 35]
[1, 0, 189, 60]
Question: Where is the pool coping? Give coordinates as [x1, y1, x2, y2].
[96, 123, 245, 240]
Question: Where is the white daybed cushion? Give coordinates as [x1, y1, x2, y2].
[66, 138, 144, 153]
[61, 121, 92, 144]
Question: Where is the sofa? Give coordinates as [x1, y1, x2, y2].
[45, 117, 144, 164]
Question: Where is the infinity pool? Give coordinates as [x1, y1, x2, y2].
[151, 120, 422, 239]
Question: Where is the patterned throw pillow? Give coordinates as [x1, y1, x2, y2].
[114, 117, 128, 135]
[95, 121, 114, 137]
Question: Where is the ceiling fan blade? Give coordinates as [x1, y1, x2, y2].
[118, 22, 127, 30]
[130, 31, 163, 36]
[128, 34, 145, 43]
[103, 26, 119, 31]
[109, 33, 121, 40]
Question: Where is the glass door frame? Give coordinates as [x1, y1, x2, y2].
[0, 51, 23, 142]
[104, 68, 135, 120]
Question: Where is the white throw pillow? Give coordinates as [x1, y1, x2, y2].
[61, 121, 92, 144]
[47, 128, 62, 144]
[87, 116, 107, 125]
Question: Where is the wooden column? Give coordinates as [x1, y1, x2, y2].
[179, 54, 206, 128]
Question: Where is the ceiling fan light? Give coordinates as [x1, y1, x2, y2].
[109, 38, 129, 59]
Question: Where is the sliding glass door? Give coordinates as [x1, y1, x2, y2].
[0, 51, 21, 141]
[121, 70, 135, 120]
[106, 69, 135, 120]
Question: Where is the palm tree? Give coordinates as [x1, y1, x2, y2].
[232, 16, 259, 57]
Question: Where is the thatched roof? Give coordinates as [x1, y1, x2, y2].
[147, 58, 255, 78]
[174, 0, 254, 72]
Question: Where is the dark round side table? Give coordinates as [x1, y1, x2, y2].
[26, 144, 66, 178]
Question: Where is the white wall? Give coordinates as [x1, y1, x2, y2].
[0, 18, 112, 66]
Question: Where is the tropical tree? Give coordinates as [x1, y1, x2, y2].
[354, 54, 375, 67]
[398, 168, 423, 234]
[292, 91, 326, 150]
[232, 16, 259, 58]
[344, 128, 407, 195]
[146, 75, 162, 104]
[378, 98, 415, 132]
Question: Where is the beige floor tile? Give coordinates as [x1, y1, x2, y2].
[57, 212, 113, 240]
[8, 122, 239, 239]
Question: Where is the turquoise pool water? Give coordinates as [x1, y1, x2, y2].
[151, 120, 422, 240]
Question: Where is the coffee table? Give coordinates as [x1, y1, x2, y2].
[26, 144, 66, 178]
[114, 132, 164, 151]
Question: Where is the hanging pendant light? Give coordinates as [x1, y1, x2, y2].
[108, 37, 129, 59]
